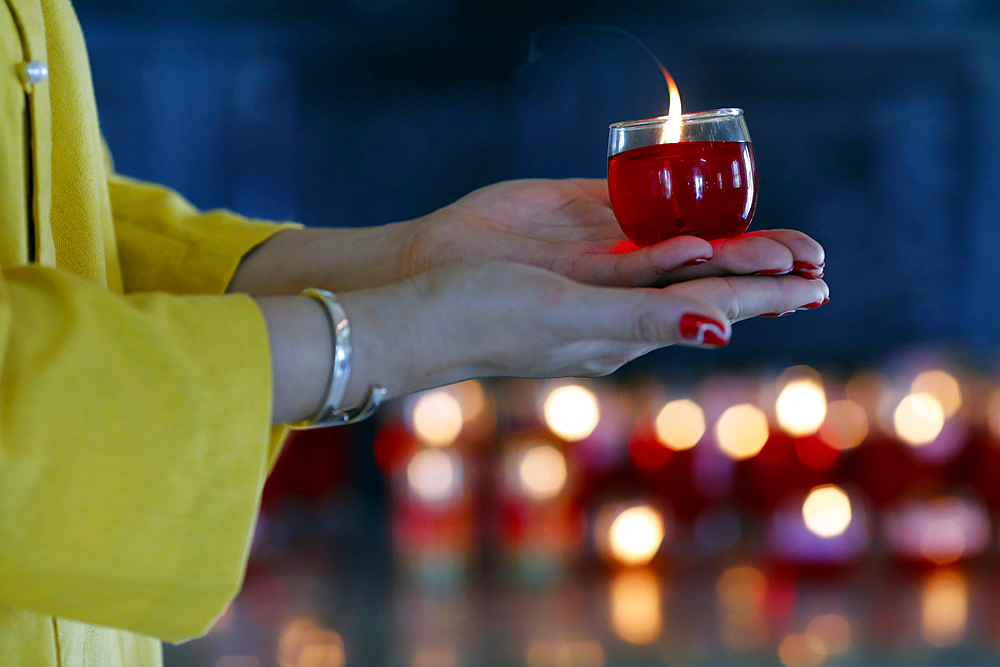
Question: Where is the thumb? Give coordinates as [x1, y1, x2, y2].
[578, 287, 732, 348]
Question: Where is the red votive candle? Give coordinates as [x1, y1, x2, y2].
[608, 109, 757, 246]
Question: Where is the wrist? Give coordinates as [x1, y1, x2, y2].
[335, 279, 474, 407]
[255, 295, 333, 425]
[229, 222, 418, 296]
[259, 268, 483, 425]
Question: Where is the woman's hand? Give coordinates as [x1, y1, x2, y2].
[331, 262, 829, 413]
[229, 179, 825, 297]
[400, 178, 826, 287]
[259, 260, 828, 423]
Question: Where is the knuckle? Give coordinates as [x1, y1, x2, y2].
[719, 278, 744, 322]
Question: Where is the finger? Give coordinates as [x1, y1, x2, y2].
[666, 275, 830, 323]
[710, 234, 796, 275]
[743, 229, 825, 273]
[570, 235, 715, 287]
[652, 234, 797, 284]
[650, 230, 827, 285]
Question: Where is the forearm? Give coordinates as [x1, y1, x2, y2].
[229, 222, 418, 296]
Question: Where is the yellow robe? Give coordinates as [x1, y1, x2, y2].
[0, 0, 299, 663]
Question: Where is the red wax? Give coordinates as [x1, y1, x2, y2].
[608, 140, 757, 246]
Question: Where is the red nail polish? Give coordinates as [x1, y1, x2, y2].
[762, 310, 796, 317]
[793, 261, 823, 271]
[799, 301, 824, 309]
[679, 313, 729, 346]
[682, 256, 711, 266]
[822, 297, 830, 304]
[794, 271, 824, 280]
[756, 268, 791, 276]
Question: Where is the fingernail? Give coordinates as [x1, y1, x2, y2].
[797, 301, 825, 310]
[761, 310, 796, 317]
[793, 261, 823, 271]
[679, 313, 729, 347]
[794, 271, 824, 280]
[822, 297, 830, 304]
[683, 256, 712, 266]
[756, 268, 792, 276]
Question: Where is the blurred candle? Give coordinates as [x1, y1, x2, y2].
[893, 393, 945, 446]
[518, 444, 568, 501]
[922, 569, 967, 647]
[818, 399, 869, 451]
[609, 569, 662, 644]
[411, 390, 465, 447]
[608, 505, 666, 567]
[394, 447, 473, 589]
[716, 404, 769, 460]
[500, 436, 582, 583]
[543, 385, 600, 442]
[654, 399, 705, 451]
[767, 487, 869, 565]
[408, 449, 462, 504]
[776, 378, 827, 437]
[629, 415, 716, 520]
[802, 485, 852, 538]
[910, 369, 962, 418]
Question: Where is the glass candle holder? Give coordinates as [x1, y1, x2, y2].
[608, 108, 757, 247]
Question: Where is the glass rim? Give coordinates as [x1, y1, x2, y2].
[609, 108, 744, 130]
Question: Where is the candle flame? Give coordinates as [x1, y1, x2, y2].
[659, 65, 682, 143]
[608, 28, 681, 142]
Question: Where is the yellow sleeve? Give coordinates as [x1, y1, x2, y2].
[108, 172, 300, 470]
[0, 265, 276, 642]
[108, 172, 302, 296]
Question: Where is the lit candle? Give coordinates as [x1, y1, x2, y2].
[766, 485, 870, 567]
[497, 434, 583, 584]
[392, 446, 475, 589]
[607, 65, 757, 246]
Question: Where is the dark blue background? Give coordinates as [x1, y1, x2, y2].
[75, 0, 1000, 367]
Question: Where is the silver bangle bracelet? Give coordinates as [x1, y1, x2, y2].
[299, 288, 386, 428]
